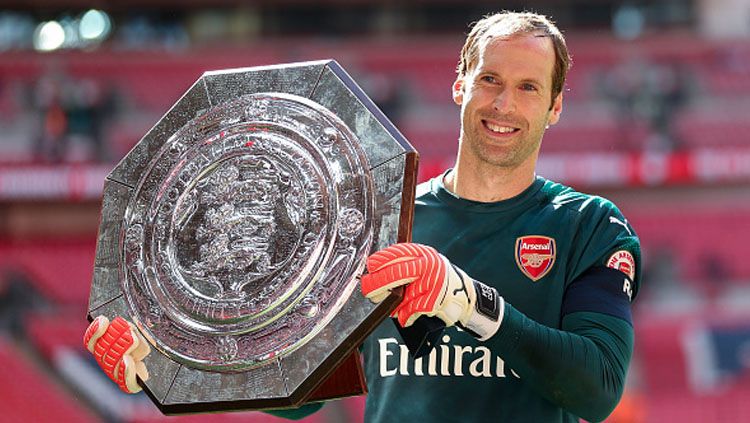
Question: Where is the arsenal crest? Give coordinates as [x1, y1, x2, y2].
[515, 236, 556, 281]
[607, 250, 636, 281]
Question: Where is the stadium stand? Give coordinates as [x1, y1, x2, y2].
[0, 4, 749, 419]
[0, 337, 98, 422]
[0, 239, 96, 305]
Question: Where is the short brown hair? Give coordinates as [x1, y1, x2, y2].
[456, 11, 572, 104]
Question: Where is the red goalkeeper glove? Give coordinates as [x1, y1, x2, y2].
[83, 316, 151, 393]
[361, 243, 503, 340]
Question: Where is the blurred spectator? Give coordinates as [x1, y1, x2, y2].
[699, 253, 730, 302]
[65, 78, 118, 162]
[598, 57, 691, 152]
[363, 73, 410, 127]
[642, 246, 679, 288]
[0, 271, 45, 338]
[31, 70, 69, 162]
[639, 246, 704, 313]
[30, 68, 119, 163]
[642, 63, 691, 152]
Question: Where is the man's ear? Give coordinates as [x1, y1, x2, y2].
[452, 78, 465, 106]
[548, 92, 563, 126]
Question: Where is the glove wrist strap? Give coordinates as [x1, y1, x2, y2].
[460, 280, 503, 341]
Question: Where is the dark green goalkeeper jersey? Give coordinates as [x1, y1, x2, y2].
[361, 174, 641, 423]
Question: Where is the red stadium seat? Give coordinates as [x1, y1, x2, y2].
[636, 315, 750, 422]
[673, 111, 750, 149]
[628, 208, 750, 284]
[0, 337, 98, 422]
[25, 310, 90, 360]
[0, 239, 96, 305]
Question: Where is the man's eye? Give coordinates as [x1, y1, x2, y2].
[521, 83, 538, 92]
[481, 75, 497, 84]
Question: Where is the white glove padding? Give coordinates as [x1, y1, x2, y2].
[361, 243, 504, 340]
[83, 315, 151, 393]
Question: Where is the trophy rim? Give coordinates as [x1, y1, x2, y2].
[87, 59, 419, 413]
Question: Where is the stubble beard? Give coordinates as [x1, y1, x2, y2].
[461, 111, 550, 169]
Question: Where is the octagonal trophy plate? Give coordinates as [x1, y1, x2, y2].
[86, 60, 418, 414]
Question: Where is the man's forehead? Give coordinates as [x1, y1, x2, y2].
[469, 33, 556, 89]
[477, 33, 555, 68]
[481, 31, 553, 52]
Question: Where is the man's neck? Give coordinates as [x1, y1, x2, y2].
[444, 161, 536, 203]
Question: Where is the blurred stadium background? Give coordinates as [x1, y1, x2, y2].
[0, 0, 749, 422]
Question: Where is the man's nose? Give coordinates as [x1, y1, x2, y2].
[493, 89, 516, 113]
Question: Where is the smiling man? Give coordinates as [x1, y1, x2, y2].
[359, 11, 641, 423]
[449, 23, 563, 201]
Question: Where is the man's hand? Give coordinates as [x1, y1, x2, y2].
[361, 243, 504, 340]
[83, 316, 151, 393]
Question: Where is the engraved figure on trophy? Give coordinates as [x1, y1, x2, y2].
[173, 155, 305, 301]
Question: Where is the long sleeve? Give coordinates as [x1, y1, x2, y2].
[493, 304, 633, 423]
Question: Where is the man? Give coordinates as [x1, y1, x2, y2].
[85, 11, 640, 423]
[357, 11, 639, 423]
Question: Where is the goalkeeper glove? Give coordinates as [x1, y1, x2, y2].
[83, 315, 151, 393]
[361, 243, 503, 340]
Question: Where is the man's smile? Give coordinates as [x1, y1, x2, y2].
[482, 119, 521, 136]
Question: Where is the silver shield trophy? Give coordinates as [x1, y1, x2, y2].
[87, 60, 418, 413]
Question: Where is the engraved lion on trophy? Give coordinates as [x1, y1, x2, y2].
[175, 156, 305, 298]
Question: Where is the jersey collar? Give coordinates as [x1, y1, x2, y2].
[431, 170, 546, 213]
